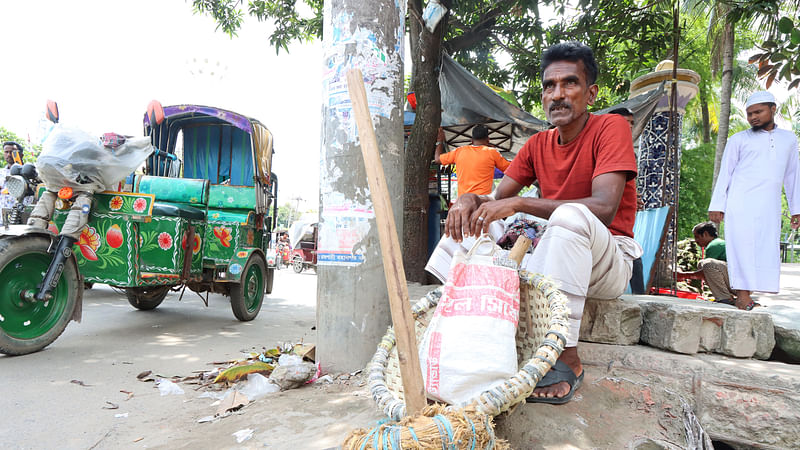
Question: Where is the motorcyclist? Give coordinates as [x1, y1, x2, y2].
[0, 141, 35, 224]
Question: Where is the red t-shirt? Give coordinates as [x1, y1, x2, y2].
[504, 114, 637, 237]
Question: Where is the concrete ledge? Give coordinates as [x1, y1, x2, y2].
[625, 295, 775, 359]
[580, 297, 642, 345]
[496, 343, 800, 449]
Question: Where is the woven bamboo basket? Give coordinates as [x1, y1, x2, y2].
[367, 271, 570, 421]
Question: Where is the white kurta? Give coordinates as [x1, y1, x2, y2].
[709, 125, 800, 293]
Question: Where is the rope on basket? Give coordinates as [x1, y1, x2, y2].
[342, 404, 510, 450]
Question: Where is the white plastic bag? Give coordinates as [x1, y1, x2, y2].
[422, 0, 448, 33]
[36, 125, 153, 192]
[238, 373, 280, 400]
[155, 378, 185, 396]
[418, 235, 520, 405]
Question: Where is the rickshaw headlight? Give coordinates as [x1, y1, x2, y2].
[5, 175, 28, 201]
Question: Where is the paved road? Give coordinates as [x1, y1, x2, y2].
[0, 268, 319, 449]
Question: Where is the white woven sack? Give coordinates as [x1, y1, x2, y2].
[418, 234, 520, 405]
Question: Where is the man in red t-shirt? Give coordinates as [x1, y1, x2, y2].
[425, 41, 642, 404]
[435, 124, 510, 196]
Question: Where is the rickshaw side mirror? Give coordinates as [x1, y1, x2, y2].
[147, 100, 165, 126]
[46, 100, 59, 123]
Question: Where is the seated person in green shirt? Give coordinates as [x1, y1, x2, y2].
[677, 221, 736, 305]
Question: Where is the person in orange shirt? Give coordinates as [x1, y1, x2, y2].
[434, 124, 510, 196]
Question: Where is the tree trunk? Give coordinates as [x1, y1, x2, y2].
[402, 1, 446, 282]
[700, 91, 711, 144]
[713, 21, 734, 185]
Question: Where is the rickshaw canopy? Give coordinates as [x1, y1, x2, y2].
[143, 105, 273, 186]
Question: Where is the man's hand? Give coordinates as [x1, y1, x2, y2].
[708, 211, 724, 224]
[444, 193, 484, 242]
[792, 214, 800, 230]
[470, 197, 518, 235]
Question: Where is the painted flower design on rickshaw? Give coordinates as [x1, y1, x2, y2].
[47, 222, 59, 235]
[211, 212, 220, 219]
[133, 197, 147, 213]
[109, 196, 124, 211]
[106, 224, 124, 249]
[157, 232, 173, 250]
[181, 233, 202, 255]
[237, 251, 248, 258]
[78, 227, 101, 261]
[213, 226, 232, 248]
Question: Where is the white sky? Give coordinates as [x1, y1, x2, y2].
[0, 0, 322, 211]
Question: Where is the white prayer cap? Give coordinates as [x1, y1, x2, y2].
[745, 91, 777, 109]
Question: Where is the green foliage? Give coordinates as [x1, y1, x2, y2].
[0, 127, 40, 164]
[745, 2, 800, 89]
[678, 143, 714, 240]
[276, 202, 299, 228]
[192, 0, 323, 54]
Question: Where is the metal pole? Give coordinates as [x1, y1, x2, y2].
[317, 0, 406, 372]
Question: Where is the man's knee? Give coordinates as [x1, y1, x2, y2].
[548, 203, 592, 237]
[698, 258, 722, 271]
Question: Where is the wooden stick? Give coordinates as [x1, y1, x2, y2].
[346, 69, 426, 415]
[508, 236, 532, 266]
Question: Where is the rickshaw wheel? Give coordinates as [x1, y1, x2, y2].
[125, 286, 170, 311]
[230, 254, 266, 321]
[265, 267, 275, 294]
[0, 235, 80, 356]
[292, 255, 304, 274]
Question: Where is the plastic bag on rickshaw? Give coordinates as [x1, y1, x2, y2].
[36, 125, 154, 192]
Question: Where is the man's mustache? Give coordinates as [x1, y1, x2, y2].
[549, 101, 571, 112]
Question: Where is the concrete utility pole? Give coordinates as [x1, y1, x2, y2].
[317, 0, 406, 372]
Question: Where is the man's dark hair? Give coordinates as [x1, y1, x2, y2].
[472, 124, 489, 141]
[608, 107, 633, 118]
[692, 221, 718, 238]
[2, 141, 23, 152]
[541, 41, 599, 86]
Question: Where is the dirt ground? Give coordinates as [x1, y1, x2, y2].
[0, 269, 385, 449]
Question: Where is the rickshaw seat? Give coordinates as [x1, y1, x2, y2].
[135, 175, 209, 206]
[208, 184, 256, 210]
[153, 202, 205, 221]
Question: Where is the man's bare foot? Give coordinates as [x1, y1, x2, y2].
[735, 290, 753, 310]
[530, 347, 583, 400]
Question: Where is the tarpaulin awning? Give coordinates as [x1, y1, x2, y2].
[407, 54, 666, 155]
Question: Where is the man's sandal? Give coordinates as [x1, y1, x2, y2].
[525, 360, 584, 405]
[744, 300, 761, 311]
[716, 298, 736, 306]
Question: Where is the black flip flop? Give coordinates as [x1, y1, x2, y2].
[716, 298, 736, 306]
[526, 360, 584, 405]
[744, 301, 762, 311]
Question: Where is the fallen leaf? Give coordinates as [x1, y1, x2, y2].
[136, 371, 152, 380]
[103, 401, 119, 410]
[71, 379, 92, 387]
[213, 362, 274, 383]
[120, 390, 134, 401]
[133, 437, 143, 443]
[216, 391, 249, 416]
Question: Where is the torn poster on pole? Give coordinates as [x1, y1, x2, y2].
[317, 202, 375, 266]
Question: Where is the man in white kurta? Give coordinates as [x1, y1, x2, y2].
[709, 91, 800, 310]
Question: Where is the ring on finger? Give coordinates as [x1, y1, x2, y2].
[477, 216, 485, 222]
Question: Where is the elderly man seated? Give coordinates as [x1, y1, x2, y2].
[425, 41, 642, 404]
